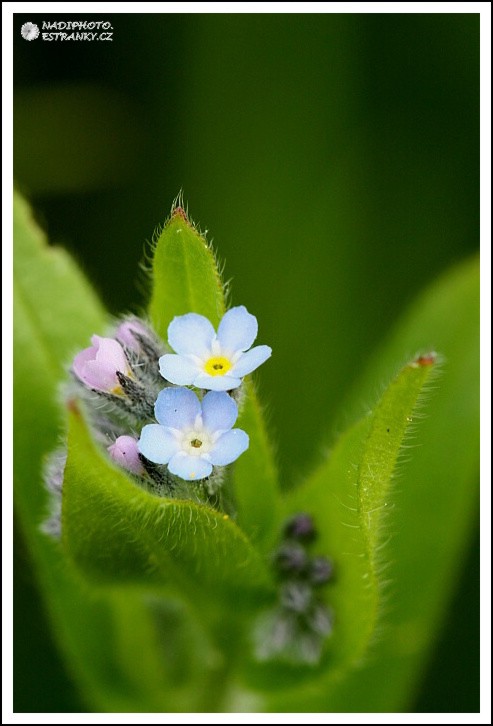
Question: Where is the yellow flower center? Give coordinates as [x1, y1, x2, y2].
[204, 356, 232, 376]
[190, 438, 203, 448]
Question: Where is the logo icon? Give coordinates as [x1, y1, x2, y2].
[21, 22, 40, 41]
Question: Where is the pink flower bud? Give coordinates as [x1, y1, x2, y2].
[115, 320, 149, 351]
[72, 335, 131, 394]
[107, 436, 144, 475]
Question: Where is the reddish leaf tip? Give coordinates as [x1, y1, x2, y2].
[172, 206, 189, 222]
[414, 353, 437, 367]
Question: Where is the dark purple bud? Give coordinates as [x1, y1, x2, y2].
[280, 582, 313, 614]
[274, 543, 308, 574]
[309, 556, 334, 585]
[306, 604, 333, 637]
[284, 513, 316, 542]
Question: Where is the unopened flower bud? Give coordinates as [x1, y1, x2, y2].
[309, 556, 334, 585]
[284, 513, 316, 542]
[274, 543, 308, 575]
[307, 603, 333, 637]
[107, 435, 145, 475]
[280, 582, 313, 614]
[115, 319, 150, 352]
[72, 335, 132, 394]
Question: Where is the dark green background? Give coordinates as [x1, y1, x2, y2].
[14, 13, 479, 712]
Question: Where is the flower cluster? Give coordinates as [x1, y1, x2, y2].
[254, 513, 334, 665]
[45, 306, 271, 507]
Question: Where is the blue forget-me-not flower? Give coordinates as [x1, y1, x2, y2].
[159, 306, 272, 391]
[138, 387, 249, 480]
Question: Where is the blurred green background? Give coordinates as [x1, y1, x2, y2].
[14, 13, 479, 712]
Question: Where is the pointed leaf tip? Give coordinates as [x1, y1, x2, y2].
[413, 352, 437, 367]
[149, 206, 225, 338]
[171, 206, 189, 223]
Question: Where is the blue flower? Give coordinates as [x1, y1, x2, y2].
[158, 306, 272, 391]
[138, 387, 249, 481]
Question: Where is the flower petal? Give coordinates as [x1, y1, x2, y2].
[72, 345, 97, 385]
[83, 360, 119, 391]
[115, 320, 149, 351]
[193, 373, 242, 391]
[138, 424, 178, 464]
[168, 313, 216, 356]
[92, 335, 129, 373]
[201, 391, 238, 432]
[168, 453, 212, 481]
[208, 429, 249, 466]
[217, 306, 258, 354]
[73, 337, 130, 391]
[231, 345, 272, 377]
[154, 386, 201, 429]
[159, 354, 199, 385]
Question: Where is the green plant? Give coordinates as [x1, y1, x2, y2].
[14, 190, 479, 712]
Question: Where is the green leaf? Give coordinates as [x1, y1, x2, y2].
[63, 405, 272, 603]
[13, 190, 134, 710]
[357, 355, 439, 561]
[148, 205, 225, 338]
[321, 257, 480, 713]
[148, 202, 281, 552]
[13, 186, 106, 540]
[233, 380, 282, 552]
[264, 257, 479, 712]
[244, 355, 436, 695]
[13, 192, 223, 712]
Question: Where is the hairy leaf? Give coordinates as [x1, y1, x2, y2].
[148, 202, 281, 552]
[244, 356, 436, 695]
[148, 205, 225, 337]
[63, 406, 272, 603]
[233, 380, 281, 552]
[264, 257, 479, 711]
[14, 191, 135, 710]
[13, 193, 226, 711]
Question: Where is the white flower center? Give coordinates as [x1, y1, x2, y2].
[180, 428, 214, 457]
